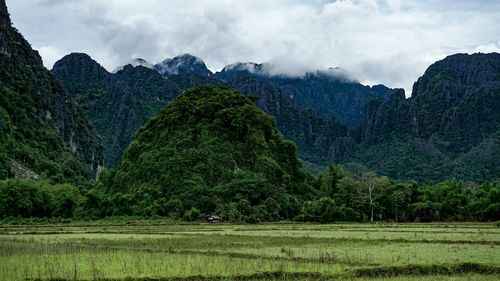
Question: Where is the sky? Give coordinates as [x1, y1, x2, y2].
[6, 0, 500, 96]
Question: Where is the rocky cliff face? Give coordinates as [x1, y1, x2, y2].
[362, 89, 413, 144]
[0, 0, 103, 182]
[410, 53, 500, 152]
[358, 53, 500, 182]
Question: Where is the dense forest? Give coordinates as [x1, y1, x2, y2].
[1, 86, 498, 223]
[1, 169, 498, 223]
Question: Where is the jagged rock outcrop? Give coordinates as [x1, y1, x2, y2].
[410, 53, 500, 152]
[0, 0, 103, 182]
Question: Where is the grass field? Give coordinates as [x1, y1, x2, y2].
[0, 222, 499, 281]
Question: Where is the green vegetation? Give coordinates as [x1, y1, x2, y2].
[0, 222, 498, 280]
[52, 55, 184, 166]
[1, 2, 498, 279]
[95, 86, 311, 219]
[0, 4, 102, 184]
[1, 167, 498, 222]
[1, 87, 498, 223]
[0, 83, 94, 184]
[53, 51, 500, 183]
[0, 179, 81, 218]
[356, 54, 500, 183]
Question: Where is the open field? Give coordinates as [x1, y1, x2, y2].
[0, 222, 499, 281]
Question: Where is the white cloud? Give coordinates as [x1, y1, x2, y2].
[35, 46, 64, 69]
[470, 42, 500, 54]
[6, 0, 500, 96]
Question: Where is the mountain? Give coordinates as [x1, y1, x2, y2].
[154, 54, 212, 78]
[53, 48, 499, 182]
[224, 74, 357, 168]
[216, 63, 394, 128]
[54, 54, 356, 168]
[100, 86, 314, 218]
[410, 53, 500, 151]
[0, 0, 102, 183]
[357, 53, 500, 182]
[53, 53, 181, 166]
[113, 58, 153, 73]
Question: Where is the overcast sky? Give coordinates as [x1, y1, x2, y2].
[6, 0, 500, 95]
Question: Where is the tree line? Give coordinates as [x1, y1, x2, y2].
[1, 166, 498, 222]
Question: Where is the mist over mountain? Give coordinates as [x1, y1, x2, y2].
[52, 50, 500, 183]
[154, 54, 212, 78]
[113, 58, 154, 73]
[53, 53, 386, 169]
[1, 0, 497, 185]
[216, 65, 394, 128]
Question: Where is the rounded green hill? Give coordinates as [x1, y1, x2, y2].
[101, 86, 313, 220]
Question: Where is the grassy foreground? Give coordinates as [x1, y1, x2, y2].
[0, 222, 499, 281]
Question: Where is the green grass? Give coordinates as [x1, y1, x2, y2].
[0, 222, 498, 281]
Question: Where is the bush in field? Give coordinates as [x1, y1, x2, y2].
[184, 207, 202, 222]
[0, 179, 82, 218]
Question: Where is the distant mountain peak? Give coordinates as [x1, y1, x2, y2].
[220, 62, 355, 83]
[53, 52, 100, 67]
[113, 58, 154, 73]
[218, 62, 277, 81]
[154, 53, 211, 78]
[222, 62, 268, 73]
[305, 67, 357, 83]
[414, 52, 500, 91]
[52, 52, 109, 82]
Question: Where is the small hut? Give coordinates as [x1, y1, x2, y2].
[207, 215, 221, 223]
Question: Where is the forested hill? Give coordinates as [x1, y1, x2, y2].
[95, 86, 314, 218]
[0, 0, 102, 184]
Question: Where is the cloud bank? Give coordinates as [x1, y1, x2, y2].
[6, 0, 500, 95]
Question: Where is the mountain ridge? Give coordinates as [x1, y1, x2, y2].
[52, 49, 499, 183]
[54, 53, 369, 168]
